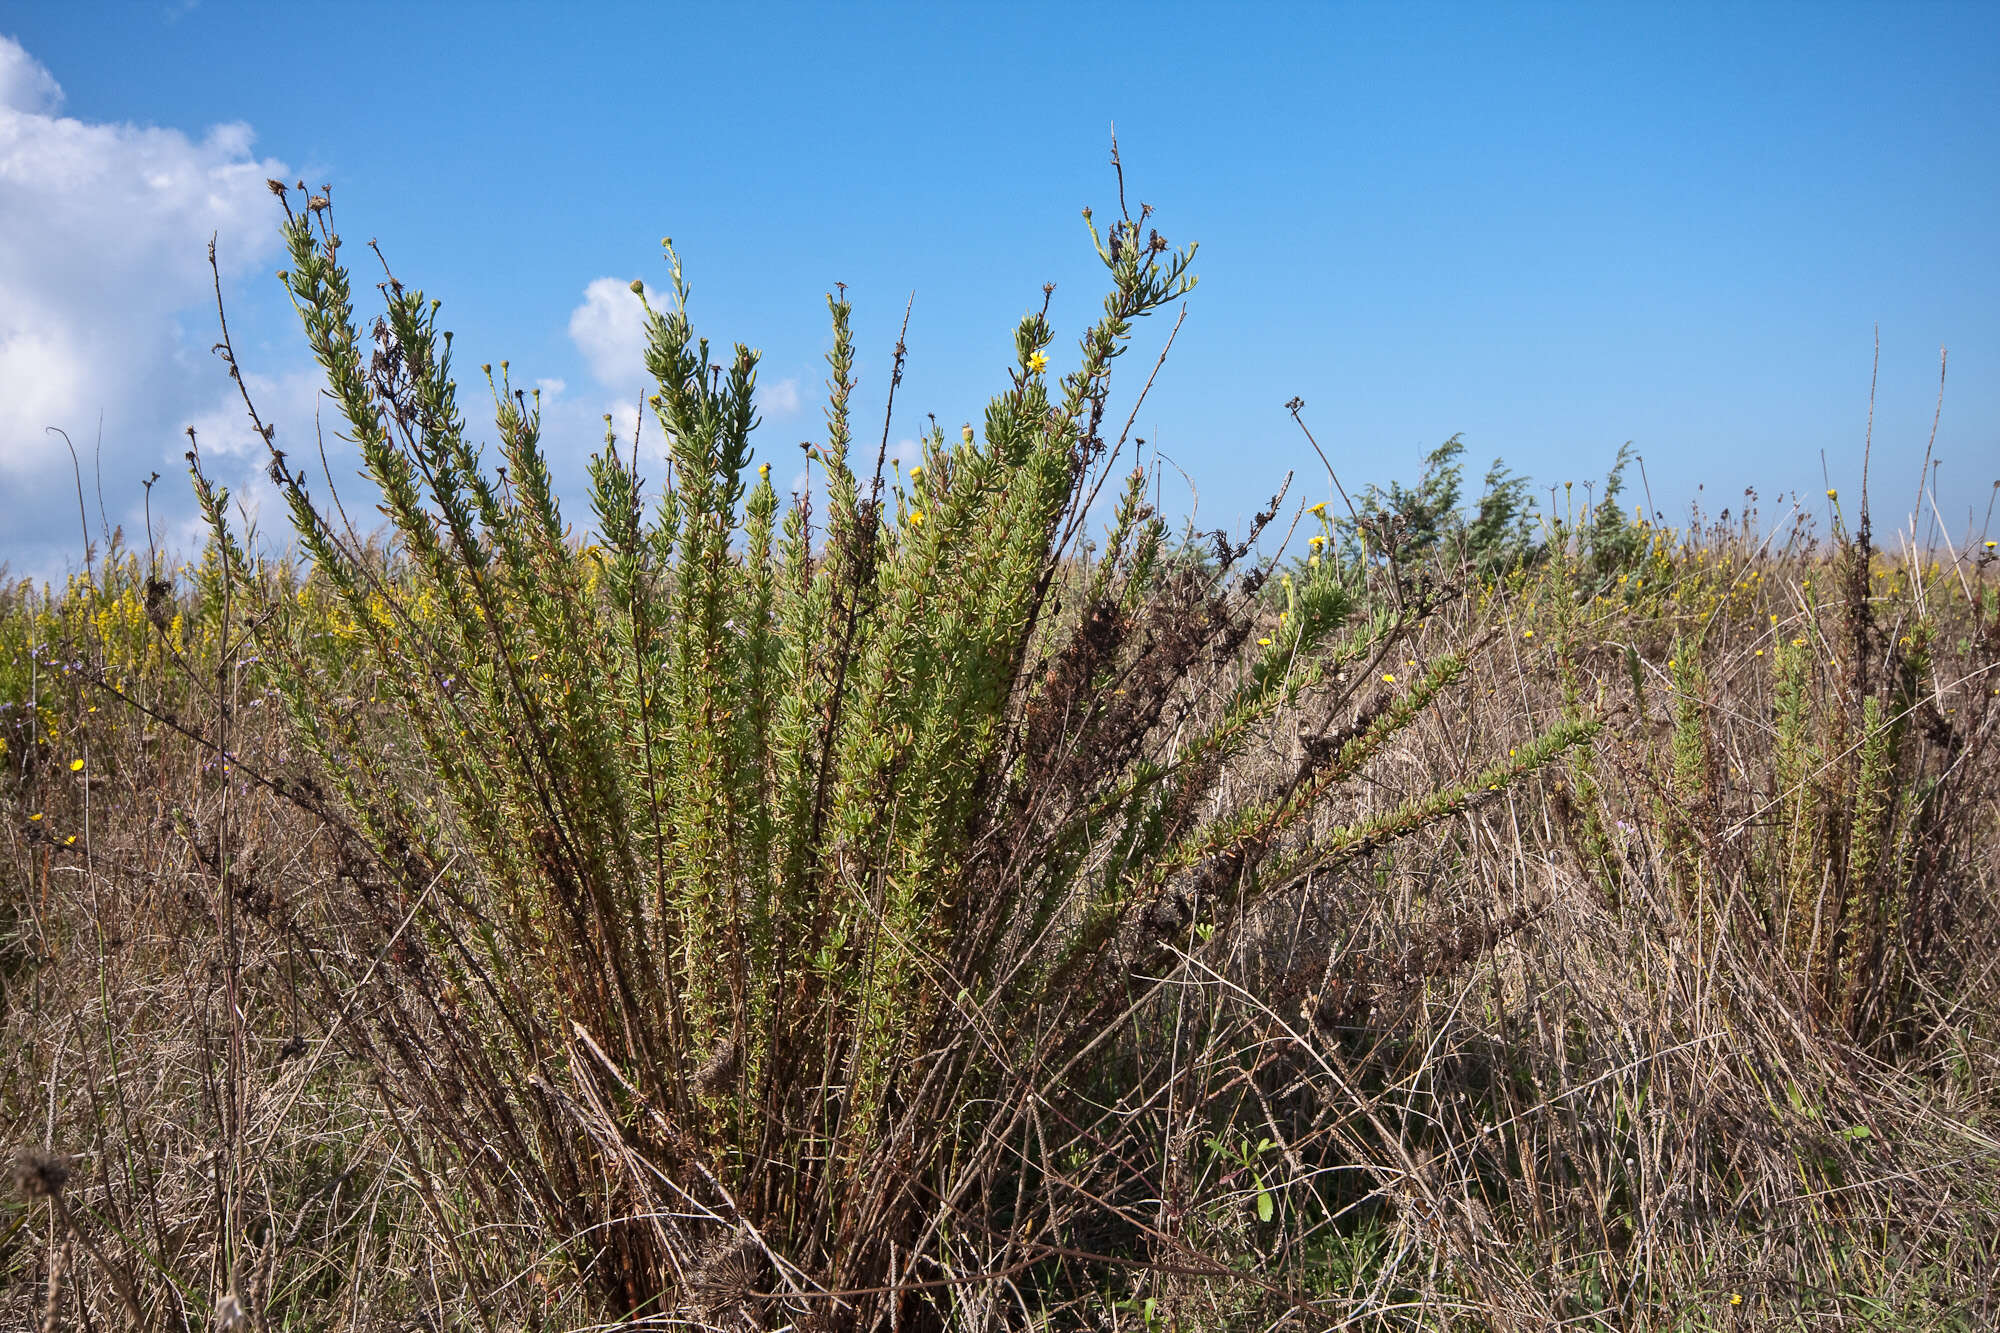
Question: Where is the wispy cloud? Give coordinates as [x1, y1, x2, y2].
[761, 375, 802, 419]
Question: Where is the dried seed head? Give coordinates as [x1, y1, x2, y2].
[688, 1230, 767, 1328]
[693, 1035, 739, 1096]
[11, 1148, 70, 1199]
[144, 577, 174, 630]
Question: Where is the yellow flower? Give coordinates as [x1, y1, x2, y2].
[758, 462, 770, 478]
[910, 510, 924, 526]
[1522, 629, 1535, 639]
[1258, 637, 1273, 647]
[1308, 534, 1325, 548]
[64, 835, 76, 846]
[69, 758, 84, 772]
[1382, 673, 1396, 684]
[1729, 1293, 1743, 1306]
[1826, 489, 1837, 500]
[28, 812, 42, 822]
[1986, 540, 1997, 550]
[1308, 501, 1328, 518]
[1026, 350, 1049, 374]
[1792, 637, 1807, 648]
[909, 465, 922, 480]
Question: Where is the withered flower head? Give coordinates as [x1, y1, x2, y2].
[11, 1148, 70, 1199]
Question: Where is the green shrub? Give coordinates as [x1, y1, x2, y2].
[182, 184, 1594, 1325]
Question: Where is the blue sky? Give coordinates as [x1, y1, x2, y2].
[3, 2, 1996, 578]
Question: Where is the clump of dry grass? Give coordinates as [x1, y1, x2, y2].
[1, 567, 521, 1329]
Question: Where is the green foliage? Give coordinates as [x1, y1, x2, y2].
[1336, 436, 1654, 590]
[1338, 434, 1542, 576]
[1584, 442, 1645, 583]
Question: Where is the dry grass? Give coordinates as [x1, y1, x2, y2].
[5, 503, 1996, 1331]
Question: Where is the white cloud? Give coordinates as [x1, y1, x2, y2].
[0, 38, 61, 115]
[0, 35, 299, 578]
[567, 277, 660, 391]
